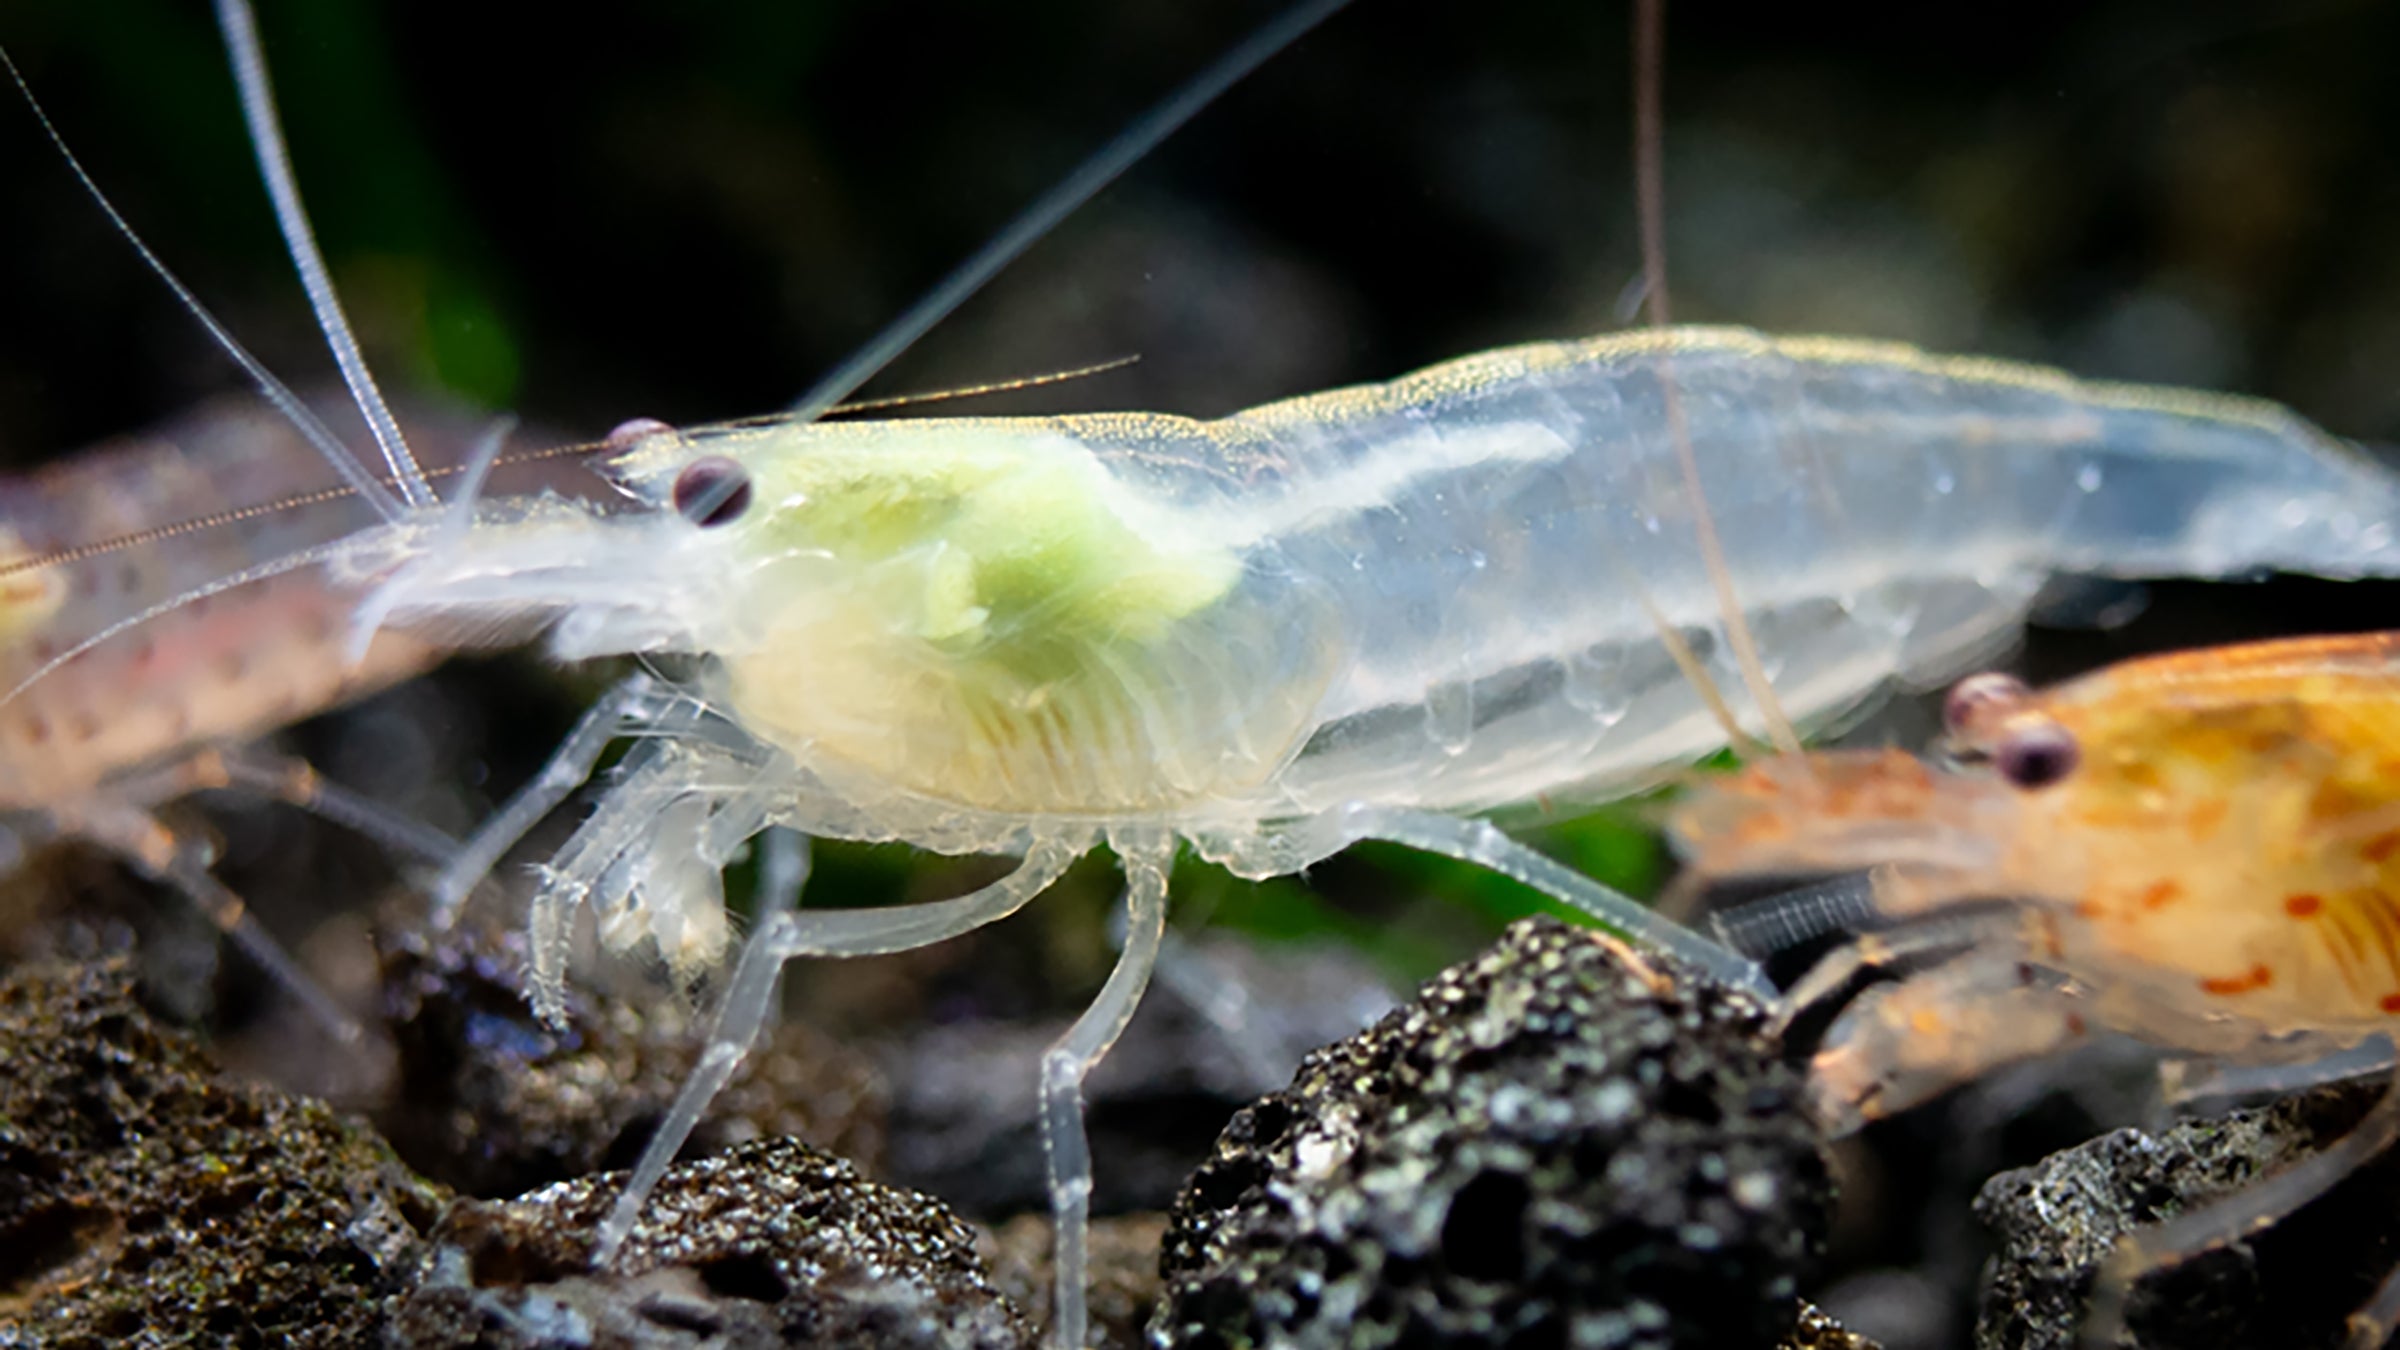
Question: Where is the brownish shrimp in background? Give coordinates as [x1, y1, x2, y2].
[0, 391, 571, 1040]
[1670, 631, 2400, 1346]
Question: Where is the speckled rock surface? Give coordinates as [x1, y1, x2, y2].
[1149, 915, 1832, 1350]
[0, 960, 443, 1347]
[1781, 1300, 1882, 1350]
[387, 1136, 1032, 1349]
[1974, 1076, 2400, 1350]
[376, 918, 887, 1198]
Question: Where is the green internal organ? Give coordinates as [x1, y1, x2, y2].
[758, 434, 1235, 655]
[715, 428, 1257, 813]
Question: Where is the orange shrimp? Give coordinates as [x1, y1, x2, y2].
[1668, 631, 2400, 1347]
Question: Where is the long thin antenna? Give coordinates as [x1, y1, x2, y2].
[1632, 0, 1803, 757]
[213, 0, 435, 511]
[0, 535, 368, 711]
[0, 353, 1144, 583]
[784, 0, 1353, 423]
[0, 438, 607, 584]
[818, 354, 1143, 418]
[0, 42, 404, 524]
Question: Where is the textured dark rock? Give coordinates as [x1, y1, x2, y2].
[1974, 1076, 2400, 1349]
[0, 960, 443, 1347]
[387, 1136, 1032, 1349]
[1149, 915, 1832, 1350]
[1780, 1301, 1882, 1350]
[376, 917, 886, 1198]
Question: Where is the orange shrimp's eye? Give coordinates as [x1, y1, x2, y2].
[1943, 671, 2032, 740]
[672, 456, 754, 528]
[1995, 717, 2080, 790]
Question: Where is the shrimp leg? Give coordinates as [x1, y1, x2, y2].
[2350, 1243, 2400, 1350]
[430, 671, 690, 927]
[2084, 1050, 2400, 1350]
[1808, 950, 2092, 1136]
[1043, 834, 1173, 1350]
[522, 727, 780, 1025]
[152, 745, 460, 865]
[1268, 803, 1772, 999]
[2160, 1039, 2399, 1109]
[57, 792, 365, 1044]
[588, 825, 805, 1266]
[1705, 873, 1883, 959]
[50, 743, 461, 1046]
[591, 832, 1086, 1266]
[1768, 907, 2004, 1037]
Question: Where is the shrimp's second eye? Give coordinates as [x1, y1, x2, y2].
[606, 417, 675, 450]
[672, 457, 753, 528]
[1943, 671, 2032, 739]
[1994, 718, 2080, 790]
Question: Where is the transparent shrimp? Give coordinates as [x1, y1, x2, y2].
[324, 313, 2400, 1349]
[1668, 634, 2400, 1346]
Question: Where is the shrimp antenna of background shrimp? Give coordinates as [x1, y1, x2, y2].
[782, 0, 1353, 423]
[0, 40, 407, 524]
[1631, 0, 1803, 759]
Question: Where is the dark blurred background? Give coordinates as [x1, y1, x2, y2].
[6, 3, 2400, 1344]
[9, 0, 2400, 906]
[10, 1, 2400, 448]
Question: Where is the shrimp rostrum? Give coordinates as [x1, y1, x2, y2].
[1671, 633, 2400, 1346]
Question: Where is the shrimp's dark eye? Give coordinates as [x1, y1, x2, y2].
[1994, 719, 2080, 790]
[1943, 671, 2031, 739]
[672, 456, 752, 527]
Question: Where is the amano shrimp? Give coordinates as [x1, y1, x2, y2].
[351, 316, 2400, 1348]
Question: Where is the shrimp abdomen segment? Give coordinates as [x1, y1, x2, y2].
[1239, 327, 2400, 818]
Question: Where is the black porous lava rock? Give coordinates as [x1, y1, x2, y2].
[1974, 1076, 2400, 1350]
[1780, 1301, 1883, 1350]
[388, 1136, 1033, 1349]
[0, 960, 443, 1347]
[1149, 915, 1833, 1350]
[376, 917, 887, 1198]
